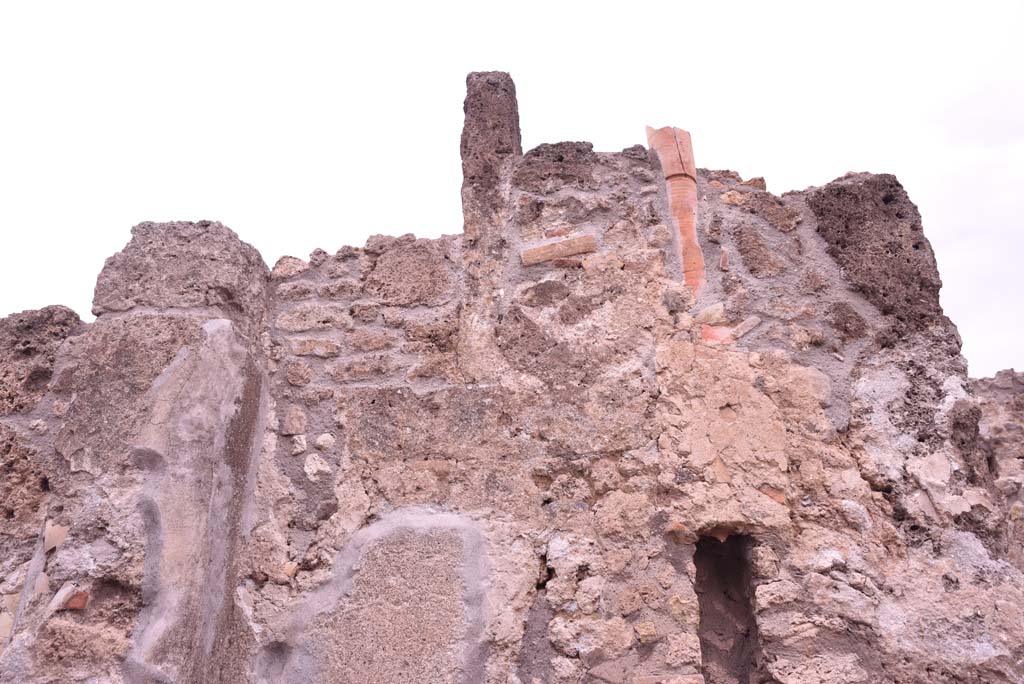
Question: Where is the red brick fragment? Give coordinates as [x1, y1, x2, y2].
[63, 589, 89, 610]
[701, 325, 734, 345]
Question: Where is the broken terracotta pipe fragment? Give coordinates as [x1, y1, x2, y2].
[46, 582, 89, 613]
[646, 125, 706, 295]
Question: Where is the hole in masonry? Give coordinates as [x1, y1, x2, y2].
[536, 554, 555, 590]
[694, 534, 763, 684]
[23, 367, 51, 390]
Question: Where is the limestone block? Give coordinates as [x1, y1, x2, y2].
[520, 235, 598, 266]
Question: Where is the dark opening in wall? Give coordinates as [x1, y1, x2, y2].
[694, 534, 763, 684]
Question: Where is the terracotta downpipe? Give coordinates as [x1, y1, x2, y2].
[646, 126, 706, 296]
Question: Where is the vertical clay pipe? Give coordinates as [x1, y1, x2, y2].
[646, 126, 706, 296]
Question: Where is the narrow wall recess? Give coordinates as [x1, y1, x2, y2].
[694, 535, 764, 684]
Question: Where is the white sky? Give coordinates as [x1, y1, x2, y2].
[1, 1, 1021, 377]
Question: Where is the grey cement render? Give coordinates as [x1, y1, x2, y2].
[264, 509, 490, 684]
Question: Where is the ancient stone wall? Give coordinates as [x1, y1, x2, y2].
[1, 72, 1022, 684]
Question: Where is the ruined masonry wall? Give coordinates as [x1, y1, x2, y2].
[1, 72, 1022, 684]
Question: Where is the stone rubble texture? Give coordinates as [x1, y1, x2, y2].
[1, 72, 1022, 684]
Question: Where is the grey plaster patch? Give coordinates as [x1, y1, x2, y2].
[125, 317, 252, 683]
[265, 508, 490, 684]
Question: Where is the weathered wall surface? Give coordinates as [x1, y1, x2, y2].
[1, 73, 1022, 683]
[0, 222, 269, 683]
